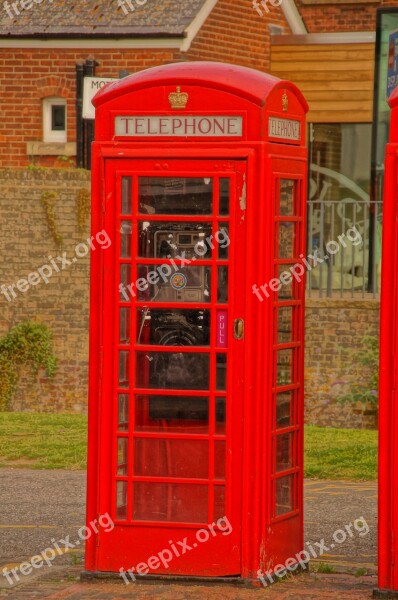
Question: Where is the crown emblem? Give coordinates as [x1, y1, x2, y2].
[168, 86, 189, 110]
[282, 90, 288, 112]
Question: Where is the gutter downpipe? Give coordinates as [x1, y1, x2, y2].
[280, 0, 308, 35]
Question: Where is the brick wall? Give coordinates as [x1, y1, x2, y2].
[0, 170, 380, 427]
[0, 0, 288, 168]
[296, 0, 398, 33]
[0, 49, 176, 168]
[186, 0, 287, 71]
[305, 297, 380, 429]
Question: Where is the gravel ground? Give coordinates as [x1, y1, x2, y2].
[0, 470, 377, 598]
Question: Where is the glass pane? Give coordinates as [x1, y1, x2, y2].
[217, 224, 230, 259]
[309, 124, 372, 201]
[277, 306, 293, 344]
[276, 349, 294, 387]
[278, 222, 296, 258]
[279, 179, 296, 216]
[52, 105, 65, 130]
[138, 221, 213, 259]
[135, 352, 210, 390]
[118, 394, 129, 431]
[120, 264, 132, 301]
[276, 475, 294, 516]
[116, 481, 128, 520]
[120, 221, 132, 258]
[276, 391, 293, 429]
[136, 309, 210, 346]
[214, 440, 226, 479]
[133, 483, 208, 523]
[276, 433, 294, 472]
[216, 354, 227, 391]
[219, 178, 230, 216]
[119, 307, 130, 344]
[134, 439, 208, 478]
[277, 264, 295, 300]
[135, 395, 209, 433]
[139, 177, 213, 215]
[217, 267, 228, 303]
[375, 13, 398, 206]
[136, 265, 211, 303]
[307, 123, 375, 295]
[216, 397, 226, 434]
[121, 177, 132, 215]
[117, 438, 128, 475]
[214, 485, 226, 520]
[118, 351, 130, 388]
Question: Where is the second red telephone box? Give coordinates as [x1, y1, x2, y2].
[85, 61, 308, 582]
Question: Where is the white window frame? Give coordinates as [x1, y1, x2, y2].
[42, 97, 67, 143]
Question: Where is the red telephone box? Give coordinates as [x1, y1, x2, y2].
[377, 87, 398, 597]
[85, 62, 308, 582]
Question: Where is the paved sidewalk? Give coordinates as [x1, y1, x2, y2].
[0, 470, 377, 598]
[0, 571, 378, 599]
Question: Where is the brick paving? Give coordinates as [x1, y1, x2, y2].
[0, 471, 378, 599]
[0, 571, 378, 599]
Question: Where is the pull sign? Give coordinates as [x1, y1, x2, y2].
[217, 311, 228, 348]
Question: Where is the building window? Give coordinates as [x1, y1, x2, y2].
[309, 124, 372, 198]
[43, 97, 67, 143]
[373, 9, 398, 204]
[307, 123, 381, 297]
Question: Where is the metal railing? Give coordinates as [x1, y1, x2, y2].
[306, 200, 382, 299]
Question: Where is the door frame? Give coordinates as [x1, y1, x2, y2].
[86, 147, 256, 575]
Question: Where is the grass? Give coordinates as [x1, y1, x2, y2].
[315, 562, 335, 574]
[0, 414, 378, 478]
[354, 568, 368, 577]
[0, 412, 87, 469]
[305, 425, 377, 480]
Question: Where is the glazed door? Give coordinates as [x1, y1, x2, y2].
[97, 159, 246, 576]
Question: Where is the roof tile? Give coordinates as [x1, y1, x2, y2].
[0, 0, 207, 37]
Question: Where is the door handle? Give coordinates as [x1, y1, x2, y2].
[234, 318, 244, 340]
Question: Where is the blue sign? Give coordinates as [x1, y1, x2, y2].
[387, 30, 398, 99]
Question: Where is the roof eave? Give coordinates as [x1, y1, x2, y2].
[0, 30, 186, 39]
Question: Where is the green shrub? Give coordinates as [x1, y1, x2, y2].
[0, 321, 57, 411]
[338, 335, 379, 412]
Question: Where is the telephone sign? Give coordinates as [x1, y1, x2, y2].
[115, 115, 243, 137]
[268, 116, 301, 141]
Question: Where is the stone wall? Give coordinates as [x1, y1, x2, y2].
[0, 168, 91, 412]
[0, 169, 380, 427]
[305, 297, 380, 429]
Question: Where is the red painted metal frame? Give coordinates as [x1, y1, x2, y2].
[378, 86, 398, 594]
[86, 62, 308, 581]
[96, 157, 245, 575]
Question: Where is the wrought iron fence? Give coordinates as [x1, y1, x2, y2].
[306, 200, 382, 298]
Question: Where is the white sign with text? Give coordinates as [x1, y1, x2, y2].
[83, 77, 118, 119]
[268, 117, 300, 141]
[115, 115, 243, 137]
